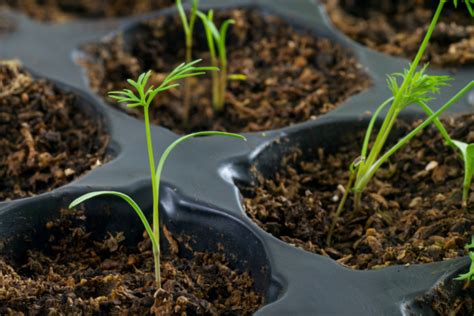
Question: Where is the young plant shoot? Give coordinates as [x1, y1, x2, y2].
[454, 237, 474, 287]
[69, 60, 246, 289]
[198, 10, 246, 111]
[177, 0, 199, 123]
[328, 0, 474, 245]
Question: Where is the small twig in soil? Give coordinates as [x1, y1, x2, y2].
[20, 123, 37, 168]
[0, 60, 33, 98]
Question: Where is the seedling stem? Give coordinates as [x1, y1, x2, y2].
[328, 0, 474, 245]
[70, 61, 246, 289]
[177, 0, 199, 124]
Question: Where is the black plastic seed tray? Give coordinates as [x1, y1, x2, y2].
[0, 0, 473, 314]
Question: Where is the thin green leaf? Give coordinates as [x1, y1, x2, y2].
[360, 97, 394, 159]
[454, 252, 474, 281]
[355, 81, 474, 192]
[145, 84, 181, 106]
[198, 11, 217, 62]
[218, 19, 234, 64]
[189, 0, 199, 30]
[69, 191, 158, 251]
[158, 60, 216, 92]
[416, 101, 453, 146]
[126, 102, 143, 108]
[387, 65, 452, 110]
[228, 74, 247, 81]
[209, 21, 220, 41]
[172, 72, 206, 81]
[452, 140, 474, 206]
[127, 79, 138, 89]
[454, 0, 474, 16]
[155, 132, 246, 201]
[177, 0, 190, 36]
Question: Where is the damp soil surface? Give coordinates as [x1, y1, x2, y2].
[0, 61, 109, 201]
[1, 0, 174, 23]
[81, 9, 371, 134]
[0, 208, 263, 315]
[323, 0, 474, 66]
[240, 114, 474, 271]
[411, 278, 474, 316]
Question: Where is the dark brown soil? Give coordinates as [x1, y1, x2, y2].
[0, 60, 110, 201]
[411, 277, 474, 316]
[323, 0, 474, 66]
[1, 0, 174, 22]
[240, 114, 474, 271]
[80, 9, 371, 134]
[0, 208, 263, 315]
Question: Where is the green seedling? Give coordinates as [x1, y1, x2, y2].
[455, 0, 474, 15]
[454, 237, 474, 286]
[328, 0, 474, 245]
[198, 10, 246, 111]
[452, 141, 474, 207]
[177, 0, 199, 123]
[69, 60, 246, 289]
[406, 103, 474, 208]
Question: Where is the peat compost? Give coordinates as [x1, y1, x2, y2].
[0, 61, 110, 201]
[323, 0, 474, 66]
[80, 9, 371, 134]
[0, 0, 174, 22]
[0, 208, 263, 315]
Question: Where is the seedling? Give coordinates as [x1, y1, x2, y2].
[328, 0, 474, 245]
[457, 0, 474, 15]
[403, 103, 474, 208]
[69, 60, 246, 289]
[177, 0, 199, 123]
[454, 237, 474, 286]
[198, 10, 246, 111]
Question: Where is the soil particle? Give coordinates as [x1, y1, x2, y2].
[0, 208, 263, 315]
[323, 0, 474, 66]
[80, 9, 371, 134]
[1, 0, 174, 22]
[412, 278, 474, 316]
[240, 114, 474, 270]
[0, 60, 110, 201]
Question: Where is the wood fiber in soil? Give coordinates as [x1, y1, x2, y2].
[0, 209, 262, 315]
[0, 0, 174, 22]
[323, 0, 474, 66]
[0, 61, 109, 201]
[80, 9, 371, 134]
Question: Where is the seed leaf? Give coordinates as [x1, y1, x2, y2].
[228, 74, 247, 81]
[452, 140, 474, 206]
[69, 191, 158, 251]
